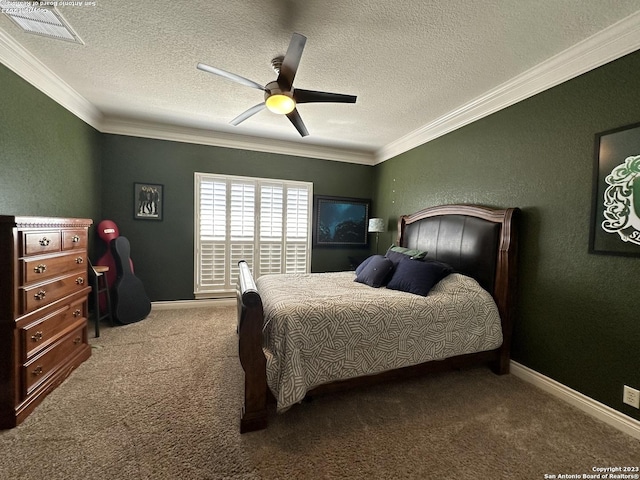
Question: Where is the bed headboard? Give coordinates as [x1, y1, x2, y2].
[398, 204, 520, 336]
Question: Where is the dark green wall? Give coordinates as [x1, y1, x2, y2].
[0, 64, 101, 223]
[99, 134, 374, 301]
[374, 51, 640, 421]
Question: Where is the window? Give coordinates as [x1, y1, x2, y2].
[194, 173, 312, 298]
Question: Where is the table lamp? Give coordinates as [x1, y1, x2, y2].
[368, 218, 386, 254]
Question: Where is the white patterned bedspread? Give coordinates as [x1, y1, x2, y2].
[256, 271, 503, 412]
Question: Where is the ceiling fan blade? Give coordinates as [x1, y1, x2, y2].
[230, 102, 266, 126]
[277, 33, 306, 90]
[286, 108, 309, 137]
[293, 89, 357, 104]
[197, 63, 265, 91]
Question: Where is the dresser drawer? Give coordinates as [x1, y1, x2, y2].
[21, 252, 86, 285]
[21, 231, 62, 256]
[1, 215, 93, 430]
[62, 230, 88, 251]
[19, 271, 87, 314]
[23, 323, 86, 395]
[21, 300, 86, 359]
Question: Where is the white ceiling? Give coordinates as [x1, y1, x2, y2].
[1, 1, 640, 164]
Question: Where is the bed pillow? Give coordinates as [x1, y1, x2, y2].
[385, 247, 426, 268]
[385, 249, 411, 266]
[386, 258, 453, 296]
[354, 255, 394, 288]
[386, 245, 427, 261]
[355, 255, 375, 275]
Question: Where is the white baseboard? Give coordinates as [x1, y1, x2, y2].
[510, 361, 640, 441]
[151, 298, 235, 310]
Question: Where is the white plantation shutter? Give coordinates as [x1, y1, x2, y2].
[229, 181, 256, 290]
[197, 179, 226, 289]
[230, 182, 255, 240]
[195, 173, 312, 297]
[260, 184, 284, 275]
[285, 187, 309, 273]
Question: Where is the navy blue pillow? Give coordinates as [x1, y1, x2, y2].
[354, 255, 394, 288]
[386, 258, 453, 296]
[385, 249, 413, 267]
[355, 255, 375, 275]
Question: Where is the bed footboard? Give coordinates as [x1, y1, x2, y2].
[237, 260, 268, 433]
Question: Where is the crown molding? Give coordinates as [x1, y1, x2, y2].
[3, 10, 640, 166]
[100, 116, 376, 165]
[375, 10, 640, 164]
[0, 29, 103, 129]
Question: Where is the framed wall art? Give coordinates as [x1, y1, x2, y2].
[313, 195, 370, 248]
[589, 121, 640, 257]
[134, 182, 164, 221]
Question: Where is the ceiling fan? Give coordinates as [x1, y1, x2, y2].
[197, 33, 357, 137]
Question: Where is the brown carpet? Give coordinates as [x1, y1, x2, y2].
[0, 306, 638, 480]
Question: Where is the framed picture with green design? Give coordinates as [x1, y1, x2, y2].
[589, 122, 640, 257]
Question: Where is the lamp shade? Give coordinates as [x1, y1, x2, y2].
[368, 218, 386, 233]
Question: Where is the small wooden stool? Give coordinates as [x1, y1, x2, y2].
[89, 262, 113, 337]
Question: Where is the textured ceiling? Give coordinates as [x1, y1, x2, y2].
[1, 1, 640, 162]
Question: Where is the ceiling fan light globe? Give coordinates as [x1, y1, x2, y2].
[265, 94, 296, 115]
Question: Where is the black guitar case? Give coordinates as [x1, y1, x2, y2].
[111, 236, 151, 325]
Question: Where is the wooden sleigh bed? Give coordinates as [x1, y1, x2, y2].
[236, 204, 520, 433]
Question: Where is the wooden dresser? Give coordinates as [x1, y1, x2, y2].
[0, 216, 93, 429]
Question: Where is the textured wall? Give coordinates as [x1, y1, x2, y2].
[99, 134, 374, 301]
[0, 64, 102, 235]
[374, 51, 640, 421]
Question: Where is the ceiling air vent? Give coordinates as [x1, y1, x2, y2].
[1, 2, 84, 44]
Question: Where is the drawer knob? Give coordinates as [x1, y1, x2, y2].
[76, 277, 84, 285]
[32, 365, 43, 376]
[39, 237, 50, 246]
[34, 264, 47, 274]
[72, 235, 80, 243]
[31, 331, 43, 342]
[73, 337, 82, 345]
[73, 309, 82, 317]
[34, 290, 46, 300]
[76, 257, 84, 264]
